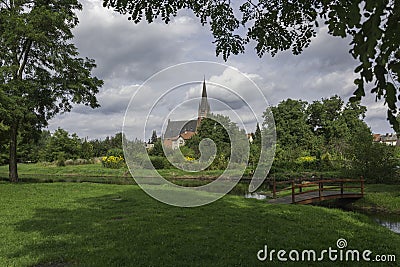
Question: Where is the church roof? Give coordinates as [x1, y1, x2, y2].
[180, 131, 196, 140]
[163, 120, 197, 139]
[198, 78, 210, 118]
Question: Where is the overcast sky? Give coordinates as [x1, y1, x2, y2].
[48, 0, 393, 140]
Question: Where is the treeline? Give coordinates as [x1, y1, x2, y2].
[269, 96, 400, 183]
[0, 128, 124, 165]
[1, 95, 399, 183]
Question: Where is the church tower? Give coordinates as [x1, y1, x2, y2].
[197, 77, 210, 130]
[198, 77, 210, 119]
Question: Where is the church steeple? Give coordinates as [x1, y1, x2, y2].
[198, 77, 210, 119]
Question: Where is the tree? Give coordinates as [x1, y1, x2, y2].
[271, 99, 316, 156]
[43, 128, 82, 162]
[308, 95, 347, 154]
[148, 138, 164, 157]
[150, 130, 158, 144]
[267, 96, 371, 172]
[253, 123, 261, 146]
[185, 114, 248, 165]
[81, 138, 94, 160]
[346, 125, 396, 183]
[111, 132, 124, 149]
[186, 115, 231, 160]
[308, 95, 369, 157]
[0, 1, 103, 181]
[103, 0, 400, 130]
[0, 121, 9, 165]
[249, 123, 263, 169]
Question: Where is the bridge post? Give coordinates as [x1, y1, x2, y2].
[318, 182, 321, 200]
[273, 176, 276, 199]
[291, 181, 295, 204]
[360, 176, 364, 196]
[340, 181, 344, 196]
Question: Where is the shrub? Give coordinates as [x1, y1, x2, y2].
[185, 156, 195, 161]
[65, 158, 93, 166]
[150, 156, 165, 169]
[65, 159, 74, 166]
[150, 156, 172, 169]
[296, 155, 317, 170]
[56, 153, 66, 167]
[101, 155, 125, 169]
[207, 154, 228, 170]
[106, 148, 124, 158]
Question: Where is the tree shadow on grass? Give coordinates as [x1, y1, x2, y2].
[10, 186, 400, 267]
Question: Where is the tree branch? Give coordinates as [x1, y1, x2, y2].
[0, 0, 10, 9]
[17, 38, 29, 63]
[18, 39, 32, 79]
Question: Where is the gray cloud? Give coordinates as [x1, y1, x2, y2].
[47, 1, 394, 139]
[74, 0, 208, 84]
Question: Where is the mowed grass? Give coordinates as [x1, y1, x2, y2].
[0, 163, 132, 184]
[352, 184, 400, 214]
[0, 163, 128, 177]
[0, 183, 399, 266]
[0, 163, 225, 182]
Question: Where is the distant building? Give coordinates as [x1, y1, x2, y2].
[247, 133, 254, 143]
[372, 133, 381, 142]
[163, 78, 210, 149]
[145, 143, 154, 150]
[372, 133, 399, 146]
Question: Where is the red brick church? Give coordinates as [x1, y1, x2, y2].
[163, 78, 210, 149]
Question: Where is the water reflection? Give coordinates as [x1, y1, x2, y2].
[373, 215, 400, 234]
[244, 192, 267, 200]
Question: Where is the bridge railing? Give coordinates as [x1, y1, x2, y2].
[271, 177, 364, 203]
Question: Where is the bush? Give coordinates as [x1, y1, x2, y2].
[56, 153, 66, 167]
[65, 159, 74, 166]
[296, 155, 317, 170]
[101, 155, 125, 169]
[347, 142, 399, 183]
[207, 154, 228, 170]
[106, 148, 124, 158]
[150, 156, 172, 169]
[65, 158, 93, 166]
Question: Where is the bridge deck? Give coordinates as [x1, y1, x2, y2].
[268, 190, 363, 204]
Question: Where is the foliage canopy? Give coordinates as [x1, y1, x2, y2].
[0, 0, 103, 181]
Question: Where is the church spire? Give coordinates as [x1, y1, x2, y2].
[198, 77, 210, 119]
[202, 76, 207, 98]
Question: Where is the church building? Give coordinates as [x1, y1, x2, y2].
[163, 78, 210, 149]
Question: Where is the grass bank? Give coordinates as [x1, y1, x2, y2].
[350, 184, 400, 214]
[0, 163, 345, 183]
[0, 163, 226, 183]
[0, 182, 399, 266]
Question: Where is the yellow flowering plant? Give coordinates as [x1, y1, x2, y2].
[101, 155, 125, 169]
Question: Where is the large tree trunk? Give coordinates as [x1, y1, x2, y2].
[9, 123, 19, 182]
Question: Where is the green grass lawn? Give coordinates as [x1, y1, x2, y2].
[0, 162, 128, 176]
[0, 163, 226, 183]
[0, 162, 345, 182]
[351, 184, 400, 214]
[0, 182, 399, 266]
[0, 163, 132, 184]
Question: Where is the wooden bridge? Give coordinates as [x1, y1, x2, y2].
[268, 178, 364, 204]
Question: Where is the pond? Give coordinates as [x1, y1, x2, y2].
[244, 192, 268, 200]
[370, 213, 400, 234]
